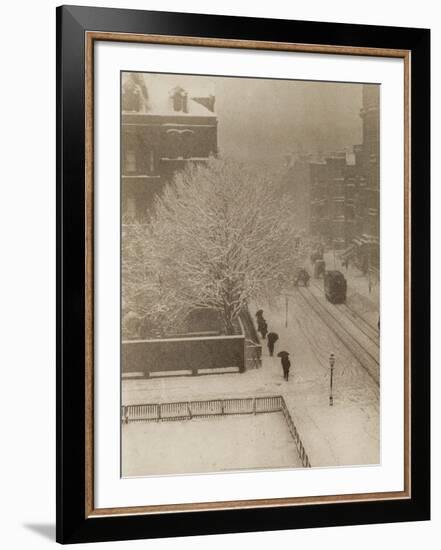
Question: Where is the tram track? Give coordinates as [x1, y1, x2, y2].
[290, 286, 379, 387]
[309, 280, 379, 346]
[337, 302, 378, 342]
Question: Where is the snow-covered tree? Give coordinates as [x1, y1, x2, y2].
[123, 158, 305, 336]
[122, 222, 187, 337]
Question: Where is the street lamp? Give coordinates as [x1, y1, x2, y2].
[329, 353, 335, 406]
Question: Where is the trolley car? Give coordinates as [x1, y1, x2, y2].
[324, 270, 347, 304]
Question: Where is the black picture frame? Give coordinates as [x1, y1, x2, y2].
[56, 4, 430, 544]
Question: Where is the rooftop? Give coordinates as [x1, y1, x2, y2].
[122, 72, 216, 117]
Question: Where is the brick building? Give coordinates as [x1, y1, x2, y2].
[306, 84, 379, 275]
[121, 73, 218, 219]
[351, 85, 380, 274]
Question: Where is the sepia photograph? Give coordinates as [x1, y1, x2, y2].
[53, 5, 431, 543]
[120, 71, 380, 478]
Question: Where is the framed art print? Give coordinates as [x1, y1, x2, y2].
[56, 5, 430, 544]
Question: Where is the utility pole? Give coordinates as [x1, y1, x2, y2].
[285, 295, 288, 328]
[329, 353, 335, 406]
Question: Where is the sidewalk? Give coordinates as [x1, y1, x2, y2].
[123, 291, 379, 468]
[251, 293, 379, 467]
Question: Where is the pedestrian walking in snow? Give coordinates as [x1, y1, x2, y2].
[277, 351, 291, 381]
[257, 318, 268, 339]
[267, 331, 279, 357]
[281, 356, 291, 380]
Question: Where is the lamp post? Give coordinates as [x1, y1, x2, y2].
[329, 353, 335, 406]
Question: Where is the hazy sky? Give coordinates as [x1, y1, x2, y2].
[135, 72, 364, 162]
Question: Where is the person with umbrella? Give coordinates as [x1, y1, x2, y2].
[267, 331, 279, 357]
[277, 350, 291, 381]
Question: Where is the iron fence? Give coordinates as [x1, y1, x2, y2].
[123, 395, 311, 468]
[280, 400, 312, 468]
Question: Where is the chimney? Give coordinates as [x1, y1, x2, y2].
[171, 87, 188, 112]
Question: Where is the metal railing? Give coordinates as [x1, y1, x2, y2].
[245, 339, 262, 370]
[122, 395, 311, 468]
[280, 399, 312, 468]
[239, 308, 262, 370]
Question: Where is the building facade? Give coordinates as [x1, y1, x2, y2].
[352, 85, 380, 275]
[307, 84, 380, 275]
[121, 74, 218, 220]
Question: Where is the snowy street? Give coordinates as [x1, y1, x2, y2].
[123, 283, 379, 469]
[322, 250, 380, 331]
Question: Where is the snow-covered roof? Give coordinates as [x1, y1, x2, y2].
[122, 72, 216, 116]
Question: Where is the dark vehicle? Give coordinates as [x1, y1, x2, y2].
[324, 270, 347, 304]
[294, 267, 310, 287]
[313, 259, 326, 278]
